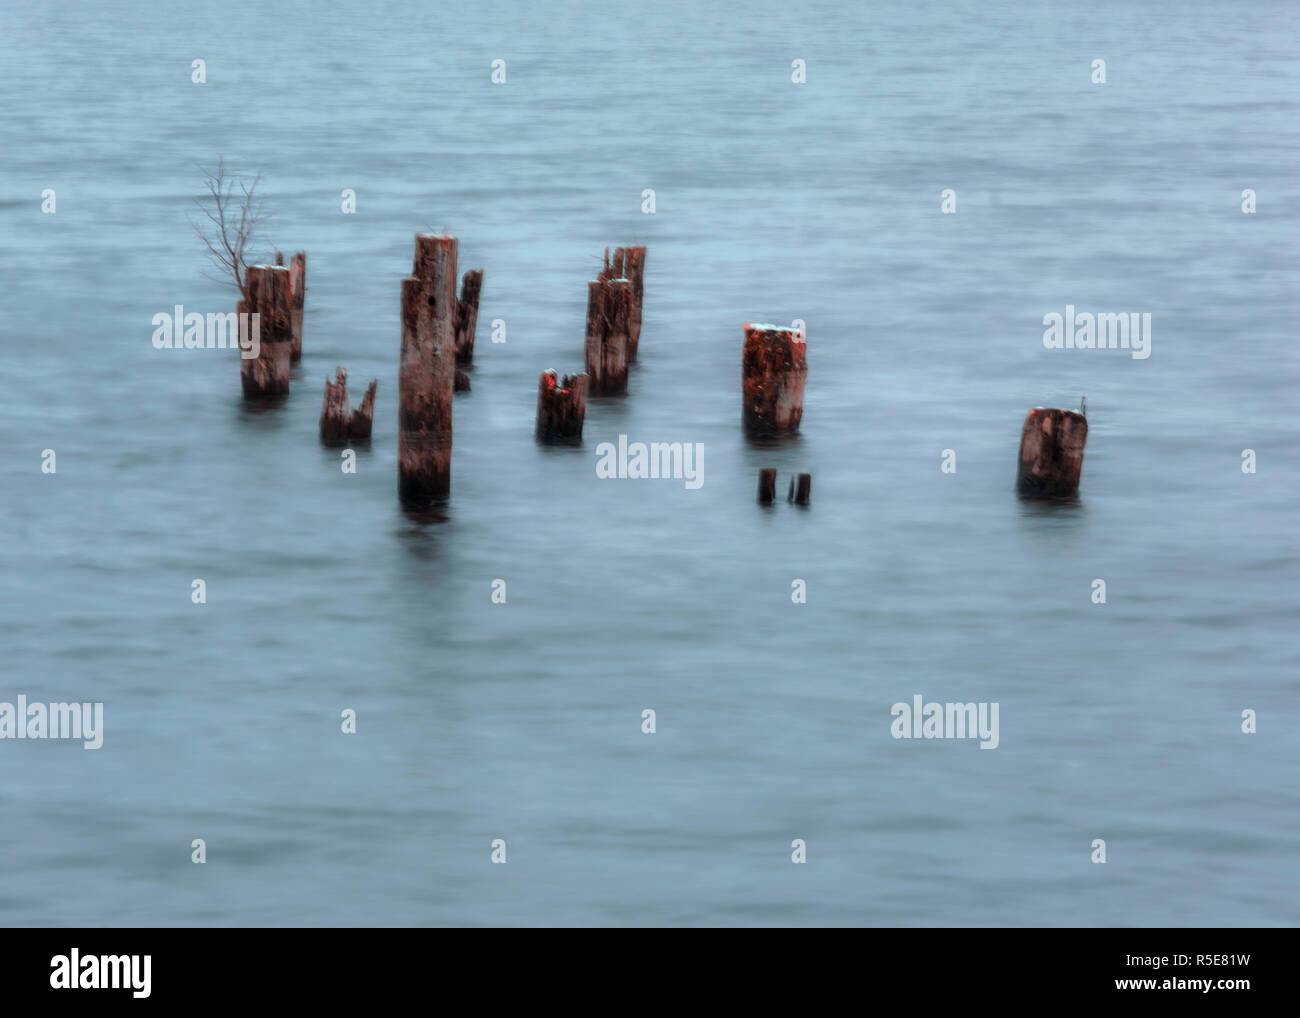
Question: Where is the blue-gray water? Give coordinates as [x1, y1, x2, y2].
[2, 0, 1298, 926]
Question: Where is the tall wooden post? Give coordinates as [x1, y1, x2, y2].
[585, 277, 632, 395]
[399, 234, 458, 504]
[289, 252, 306, 362]
[239, 264, 292, 398]
[1016, 407, 1088, 498]
[600, 247, 646, 359]
[742, 323, 806, 434]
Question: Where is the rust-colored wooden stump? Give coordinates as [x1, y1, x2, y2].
[599, 247, 646, 360]
[1016, 407, 1088, 498]
[289, 252, 306, 362]
[585, 277, 633, 395]
[239, 264, 292, 399]
[320, 367, 350, 444]
[757, 468, 777, 504]
[399, 234, 458, 504]
[742, 323, 806, 435]
[455, 268, 483, 366]
[535, 370, 588, 442]
[320, 368, 377, 444]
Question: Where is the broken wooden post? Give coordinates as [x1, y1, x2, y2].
[320, 368, 377, 444]
[1016, 407, 1088, 498]
[349, 380, 376, 442]
[320, 367, 350, 444]
[398, 234, 458, 504]
[793, 473, 811, 505]
[600, 247, 646, 359]
[454, 268, 483, 366]
[585, 276, 632, 394]
[239, 264, 292, 399]
[535, 370, 588, 442]
[757, 468, 777, 504]
[742, 323, 806, 435]
[289, 252, 306, 362]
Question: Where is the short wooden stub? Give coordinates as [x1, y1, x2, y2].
[454, 268, 483, 366]
[585, 276, 633, 395]
[1016, 408, 1088, 498]
[399, 233, 458, 504]
[793, 473, 811, 505]
[757, 468, 777, 504]
[239, 264, 292, 399]
[536, 371, 588, 442]
[320, 368, 377, 445]
[742, 323, 806, 435]
[288, 252, 306, 362]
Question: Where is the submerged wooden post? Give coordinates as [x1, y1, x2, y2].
[454, 268, 483, 366]
[288, 252, 306, 361]
[535, 370, 588, 441]
[742, 323, 806, 434]
[320, 368, 377, 444]
[585, 277, 632, 394]
[320, 367, 350, 444]
[399, 234, 458, 504]
[239, 264, 292, 398]
[1016, 407, 1088, 498]
[793, 473, 812, 505]
[349, 380, 376, 442]
[757, 468, 777, 504]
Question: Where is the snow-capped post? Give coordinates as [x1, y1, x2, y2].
[757, 468, 777, 504]
[289, 252, 306, 362]
[320, 367, 350, 444]
[535, 370, 588, 442]
[599, 247, 646, 359]
[399, 233, 458, 506]
[239, 264, 292, 398]
[1016, 407, 1088, 498]
[454, 268, 483, 366]
[320, 368, 377, 444]
[585, 276, 633, 395]
[742, 322, 806, 435]
[349, 380, 376, 442]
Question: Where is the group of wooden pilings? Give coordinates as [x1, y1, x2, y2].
[531, 245, 646, 444]
[397, 234, 483, 505]
[757, 469, 811, 506]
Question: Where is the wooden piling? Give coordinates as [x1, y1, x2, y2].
[794, 473, 811, 505]
[288, 252, 306, 362]
[1016, 407, 1088, 498]
[454, 370, 471, 392]
[742, 323, 806, 435]
[757, 468, 777, 504]
[398, 234, 458, 504]
[454, 268, 483, 366]
[349, 380, 376, 442]
[599, 247, 646, 359]
[535, 370, 588, 442]
[239, 264, 292, 399]
[319, 367, 350, 444]
[585, 277, 633, 395]
[320, 368, 377, 444]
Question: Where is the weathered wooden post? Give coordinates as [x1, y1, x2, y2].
[792, 473, 812, 505]
[585, 277, 632, 394]
[1016, 407, 1088, 498]
[600, 247, 646, 359]
[742, 323, 806, 434]
[349, 380, 376, 442]
[320, 368, 377, 444]
[289, 252, 306, 362]
[239, 264, 292, 398]
[399, 234, 458, 504]
[535, 370, 588, 441]
[454, 370, 471, 392]
[454, 268, 483, 366]
[757, 468, 777, 504]
[320, 367, 350, 444]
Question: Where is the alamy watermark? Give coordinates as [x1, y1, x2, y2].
[151, 306, 260, 359]
[0, 695, 103, 749]
[595, 435, 704, 489]
[890, 695, 999, 749]
[1043, 305, 1151, 360]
